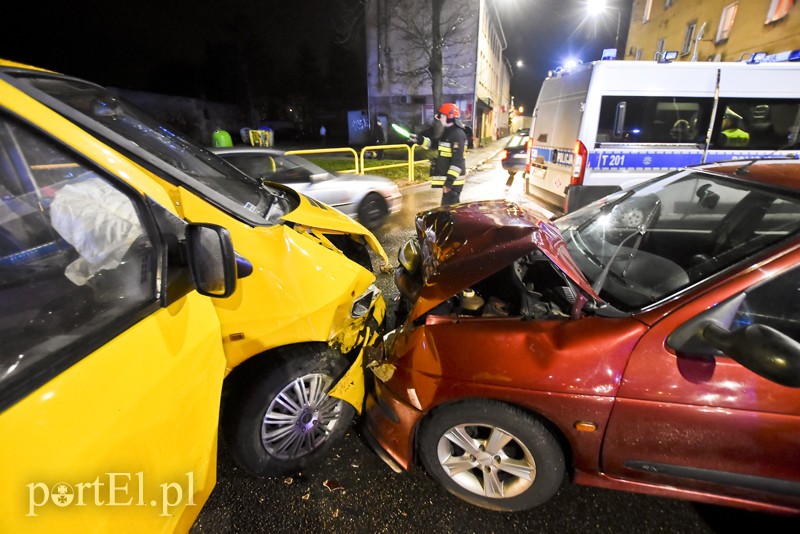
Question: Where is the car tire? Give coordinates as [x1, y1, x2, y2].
[221, 343, 355, 476]
[418, 400, 565, 512]
[357, 193, 388, 230]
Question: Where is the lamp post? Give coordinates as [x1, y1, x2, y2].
[588, 0, 621, 57]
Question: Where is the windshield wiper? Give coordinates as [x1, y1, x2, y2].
[621, 200, 660, 277]
[591, 229, 643, 294]
[591, 199, 660, 294]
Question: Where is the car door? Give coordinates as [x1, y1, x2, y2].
[602, 251, 800, 512]
[0, 109, 227, 532]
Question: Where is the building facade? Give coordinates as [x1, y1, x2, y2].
[365, 0, 511, 146]
[626, 0, 800, 63]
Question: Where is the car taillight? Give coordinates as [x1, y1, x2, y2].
[501, 149, 509, 161]
[571, 140, 587, 186]
[525, 138, 534, 173]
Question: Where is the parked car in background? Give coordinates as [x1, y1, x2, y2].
[501, 128, 529, 185]
[365, 159, 800, 515]
[211, 147, 402, 230]
[1, 59, 389, 485]
[0, 60, 239, 532]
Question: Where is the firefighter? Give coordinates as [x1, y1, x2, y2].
[409, 103, 467, 206]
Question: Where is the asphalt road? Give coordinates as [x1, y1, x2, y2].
[193, 157, 799, 533]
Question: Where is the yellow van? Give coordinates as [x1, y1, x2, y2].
[0, 60, 388, 477]
[0, 62, 239, 532]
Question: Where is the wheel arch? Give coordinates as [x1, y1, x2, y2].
[222, 341, 335, 402]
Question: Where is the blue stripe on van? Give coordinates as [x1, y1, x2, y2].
[589, 149, 791, 171]
[533, 146, 793, 172]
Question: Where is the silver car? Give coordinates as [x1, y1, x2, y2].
[212, 147, 402, 229]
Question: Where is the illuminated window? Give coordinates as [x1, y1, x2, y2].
[765, 0, 794, 23]
[716, 3, 738, 42]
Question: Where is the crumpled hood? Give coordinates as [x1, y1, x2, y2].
[281, 190, 388, 264]
[411, 200, 599, 316]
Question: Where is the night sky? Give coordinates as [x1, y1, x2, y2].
[2, 0, 630, 116]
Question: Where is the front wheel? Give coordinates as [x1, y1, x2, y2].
[221, 344, 355, 476]
[418, 400, 565, 511]
[357, 192, 388, 230]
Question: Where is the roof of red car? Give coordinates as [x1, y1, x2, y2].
[702, 158, 800, 191]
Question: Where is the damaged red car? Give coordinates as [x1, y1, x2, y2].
[363, 159, 800, 515]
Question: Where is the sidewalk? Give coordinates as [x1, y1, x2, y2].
[465, 136, 509, 172]
[400, 136, 510, 189]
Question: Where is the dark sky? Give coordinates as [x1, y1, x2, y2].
[2, 0, 631, 114]
[500, 0, 633, 110]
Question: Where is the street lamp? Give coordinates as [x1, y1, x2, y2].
[587, 0, 621, 57]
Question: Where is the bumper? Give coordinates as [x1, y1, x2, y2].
[328, 290, 386, 412]
[362, 372, 424, 472]
[387, 192, 403, 215]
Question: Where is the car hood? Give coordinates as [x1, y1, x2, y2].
[411, 200, 600, 316]
[281, 188, 389, 265]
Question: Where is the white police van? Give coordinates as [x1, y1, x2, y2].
[525, 58, 800, 212]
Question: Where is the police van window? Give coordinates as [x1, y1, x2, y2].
[711, 98, 800, 150]
[0, 113, 157, 409]
[596, 96, 714, 145]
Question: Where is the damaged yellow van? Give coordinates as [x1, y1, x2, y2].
[0, 60, 388, 476]
[0, 60, 239, 531]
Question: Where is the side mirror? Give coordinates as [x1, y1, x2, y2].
[701, 322, 800, 388]
[186, 223, 237, 298]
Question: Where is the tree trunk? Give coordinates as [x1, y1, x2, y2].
[430, 0, 445, 135]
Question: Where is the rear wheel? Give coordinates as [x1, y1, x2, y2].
[357, 193, 388, 230]
[418, 400, 565, 511]
[221, 344, 355, 476]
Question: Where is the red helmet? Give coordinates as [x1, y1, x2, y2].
[437, 103, 461, 119]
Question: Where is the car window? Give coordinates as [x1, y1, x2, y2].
[220, 153, 277, 180]
[507, 131, 529, 148]
[274, 154, 329, 175]
[731, 265, 800, 342]
[8, 73, 296, 225]
[596, 96, 714, 144]
[557, 170, 800, 311]
[0, 112, 158, 409]
[710, 98, 800, 151]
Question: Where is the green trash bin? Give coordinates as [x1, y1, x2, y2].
[212, 128, 233, 147]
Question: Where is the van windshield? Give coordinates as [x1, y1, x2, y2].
[11, 75, 294, 225]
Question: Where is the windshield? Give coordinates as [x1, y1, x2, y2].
[506, 130, 529, 148]
[555, 170, 800, 311]
[12, 74, 294, 224]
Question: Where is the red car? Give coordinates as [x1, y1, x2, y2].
[364, 159, 800, 515]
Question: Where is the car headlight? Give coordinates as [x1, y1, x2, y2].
[351, 284, 380, 318]
[397, 238, 420, 274]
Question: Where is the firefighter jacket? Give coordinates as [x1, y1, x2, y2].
[419, 125, 467, 189]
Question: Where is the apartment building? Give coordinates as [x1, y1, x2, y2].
[365, 0, 511, 146]
[626, 0, 800, 62]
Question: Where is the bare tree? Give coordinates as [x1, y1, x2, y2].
[380, 0, 477, 111]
